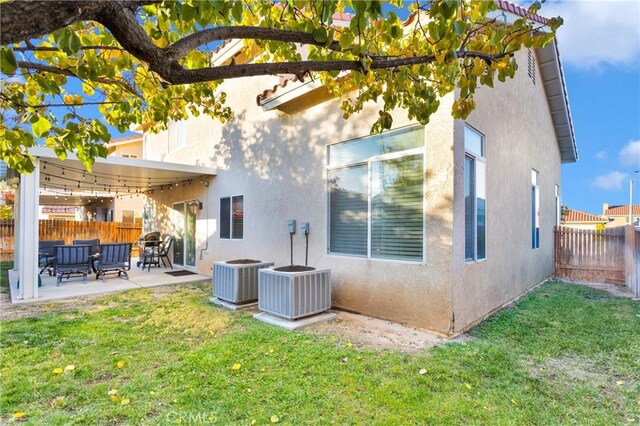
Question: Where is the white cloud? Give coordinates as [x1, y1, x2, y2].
[595, 150, 607, 160]
[542, 0, 640, 69]
[592, 171, 628, 191]
[618, 140, 640, 167]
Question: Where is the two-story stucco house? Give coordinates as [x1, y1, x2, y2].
[141, 3, 577, 335]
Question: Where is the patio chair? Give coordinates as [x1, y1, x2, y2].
[73, 238, 100, 255]
[54, 245, 92, 286]
[38, 239, 64, 276]
[73, 238, 101, 272]
[95, 243, 132, 282]
[157, 236, 174, 270]
[142, 235, 174, 271]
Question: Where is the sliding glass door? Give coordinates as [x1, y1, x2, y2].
[172, 202, 196, 267]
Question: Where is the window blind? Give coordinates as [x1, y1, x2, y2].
[371, 155, 423, 261]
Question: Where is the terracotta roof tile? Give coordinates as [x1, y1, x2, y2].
[564, 210, 606, 223]
[255, 0, 547, 106]
[108, 134, 142, 145]
[255, 1, 550, 104]
[604, 205, 640, 216]
[495, 0, 548, 25]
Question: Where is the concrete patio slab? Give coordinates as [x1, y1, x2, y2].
[209, 297, 258, 311]
[253, 311, 337, 330]
[10, 266, 210, 303]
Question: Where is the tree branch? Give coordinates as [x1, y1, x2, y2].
[0, 0, 159, 45]
[165, 26, 342, 60]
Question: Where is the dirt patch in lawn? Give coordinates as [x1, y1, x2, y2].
[308, 311, 468, 353]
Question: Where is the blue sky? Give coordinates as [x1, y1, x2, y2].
[99, 1, 640, 215]
[542, 0, 640, 214]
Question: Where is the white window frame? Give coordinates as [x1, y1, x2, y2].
[531, 169, 540, 249]
[220, 194, 244, 240]
[142, 134, 150, 160]
[326, 125, 426, 264]
[464, 124, 486, 263]
[168, 120, 187, 152]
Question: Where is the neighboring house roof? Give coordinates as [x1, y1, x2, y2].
[253, 1, 578, 163]
[107, 134, 142, 147]
[564, 209, 607, 223]
[604, 205, 640, 216]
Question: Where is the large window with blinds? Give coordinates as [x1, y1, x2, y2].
[220, 195, 244, 239]
[327, 126, 425, 262]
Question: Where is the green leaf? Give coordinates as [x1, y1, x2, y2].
[231, 1, 243, 21]
[68, 32, 82, 54]
[181, 4, 195, 22]
[528, 1, 542, 14]
[32, 116, 52, 138]
[338, 31, 354, 50]
[312, 27, 328, 43]
[0, 48, 17, 76]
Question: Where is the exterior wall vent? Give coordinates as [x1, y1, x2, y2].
[213, 260, 274, 304]
[258, 268, 331, 320]
[528, 49, 536, 84]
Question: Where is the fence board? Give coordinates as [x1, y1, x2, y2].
[554, 226, 626, 285]
[0, 220, 142, 261]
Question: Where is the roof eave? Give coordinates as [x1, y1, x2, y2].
[537, 39, 578, 163]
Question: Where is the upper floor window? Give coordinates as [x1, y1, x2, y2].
[327, 126, 425, 262]
[464, 125, 486, 262]
[168, 120, 187, 152]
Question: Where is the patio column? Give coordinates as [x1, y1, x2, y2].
[17, 158, 40, 300]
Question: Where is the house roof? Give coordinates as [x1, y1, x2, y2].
[106, 134, 142, 147]
[564, 209, 607, 223]
[604, 205, 640, 216]
[253, 1, 577, 163]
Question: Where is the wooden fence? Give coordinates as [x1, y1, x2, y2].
[0, 220, 142, 261]
[554, 226, 626, 285]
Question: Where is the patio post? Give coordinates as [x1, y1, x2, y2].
[17, 158, 40, 300]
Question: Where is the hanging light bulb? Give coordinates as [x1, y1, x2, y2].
[43, 163, 47, 170]
[61, 169, 65, 176]
[82, 171, 86, 179]
[77, 181, 81, 189]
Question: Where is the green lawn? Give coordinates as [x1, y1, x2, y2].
[0, 261, 13, 294]
[1, 281, 638, 424]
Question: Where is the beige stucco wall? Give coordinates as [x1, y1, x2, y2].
[144, 73, 457, 334]
[113, 195, 143, 223]
[143, 47, 565, 335]
[451, 48, 562, 333]
[563, 222, 605, 230]
[606, 216, 634, 228]
[110, 140, 143, 159]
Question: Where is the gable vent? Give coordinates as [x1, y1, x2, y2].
[528, 49, 536, 84]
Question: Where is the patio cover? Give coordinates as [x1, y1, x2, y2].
[12, 147, 217, 301]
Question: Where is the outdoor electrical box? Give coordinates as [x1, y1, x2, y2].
[301, 222, 309, 235]
[288, 220, 296, 234]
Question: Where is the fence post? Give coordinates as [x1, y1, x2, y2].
[624, 225, 639, 298]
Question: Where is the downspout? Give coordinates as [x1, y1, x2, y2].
[199, 179, 210, 260]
